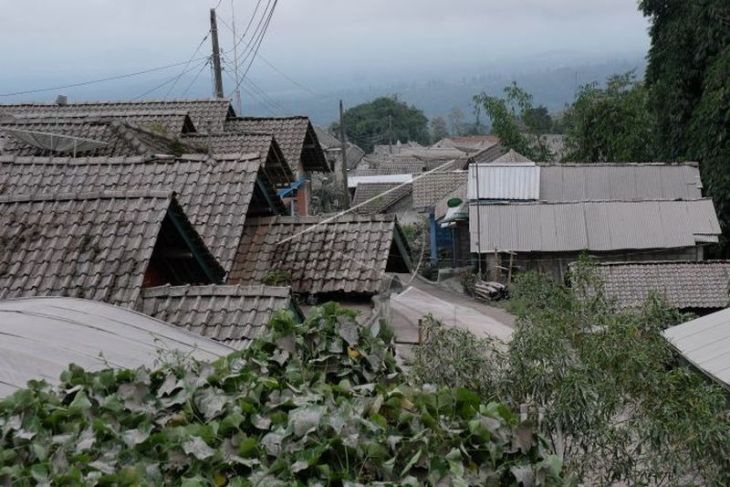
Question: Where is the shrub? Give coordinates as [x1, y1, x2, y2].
[0, 304, 565, 486]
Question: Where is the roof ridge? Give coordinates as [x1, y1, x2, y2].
[141, 284, 291, 298]
[0, 99, 228, 107]
[0, 190, 175, 204]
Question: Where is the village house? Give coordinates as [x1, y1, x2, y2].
[578, 260, 730, 314]
[0, 191, 225, 307]
[350, 182, 420, 225]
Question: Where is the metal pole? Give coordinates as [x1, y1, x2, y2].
[339, 100, 350, 209]
[474, 161, 483, 279]
[210, 8, 225, 99]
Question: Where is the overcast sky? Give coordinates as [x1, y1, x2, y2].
[0, 0, 650, 101]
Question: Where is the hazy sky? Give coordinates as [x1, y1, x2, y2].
[0, 0, 650, 101]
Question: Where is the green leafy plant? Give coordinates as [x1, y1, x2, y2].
[0, 303, 564, 486]
[261, 269, 291, 286]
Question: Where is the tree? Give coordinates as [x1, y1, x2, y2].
[331, 96, 430, 153]
[562, 72, 656, 162]
[429, 115, 450, 143]
[474, 83, 554, 161]
[639, 1, 730, 251]
[448, 107, 466, 136]
[411, 260, 730, 485]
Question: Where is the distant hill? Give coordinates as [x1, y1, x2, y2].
[245, 56, 647, 126]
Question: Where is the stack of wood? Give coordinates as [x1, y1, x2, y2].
[473, 280, 507, 301]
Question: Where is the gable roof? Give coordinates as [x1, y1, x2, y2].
[0, 118, 194, 157]
[584, 261, 730, 310]
[538, 162, 702, 202]
[138, 284, 302, 350]
[224, 116, 329, 172]
[492, 149, 533, 163]
[352, 156, 459, 177]
[0, 191, 223, 308]
[228, 215, 412, 295]
[0, 297, 233, 398]
[663, 308, 730, 389]
[4, 110, 197, 135]
[180, 132, 293, 185]
[469, 199, 721, 253]
[412, 170, 468, 210]
[0, 99, 233, 132]
[0, 153, 284, 273]
[433, 135, 500, 152]
[351, 182, 413, 215]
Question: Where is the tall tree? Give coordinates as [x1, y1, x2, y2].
[429, 115, 450, 143]
[331, 96, 430, 153]
[640, 1, 730, 248]
[562, 72, 656, 162]
[474, 82, 554, 160]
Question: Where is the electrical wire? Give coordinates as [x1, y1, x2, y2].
[227, 0, 278, 96]
[0, 56, 209, 98]
[163, 33, 211, 99]
[132, 58, 208, 101]
[180, 59, 212, 98]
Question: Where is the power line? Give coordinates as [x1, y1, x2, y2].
[256, 53, 322, 98]
[181, 59, 212, 98]
[0, 56, 209, 98]
[132, 58, 208, 100]
[228, 0, 278, 97]
[164, 33, 211, 99]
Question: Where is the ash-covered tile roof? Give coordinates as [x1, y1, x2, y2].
[0, 153, 284, 273]
[583, 261, 730, 310]
[0, 118, 194, 157]
[228, 215, 412, 295]
[224, 116, 329, 173]
[492, 149, 533, 163]
[351, 182, 413, 215]
[0, 100, 233, 133]
[412, 170, 468, 210]
[351, 156, 457, 177]
[0, 191, 212, 308]
[138, 284, 300, 349]
[180, 132, 293, 185]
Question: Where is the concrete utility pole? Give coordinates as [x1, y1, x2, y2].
[210, 8, 225, 99]
[339, 100, 350, 209]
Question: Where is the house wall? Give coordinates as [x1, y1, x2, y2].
[480, 246, 704, 283]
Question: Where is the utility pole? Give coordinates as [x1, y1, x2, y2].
[388, 114, 393, 154]
[339, 100, 350, 209]
[231, 0, 243, 113]
[210, 8, 225, 99]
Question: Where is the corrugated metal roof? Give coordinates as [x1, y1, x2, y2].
[663, 309, 730, 388]
[469, 199, 721, 253]
[468, 163, 540, 200]
[138, 284, 299, 350]
[538, 163, 702, 202]
[583, 261, 730, 310]
[0, 297, 233, 398]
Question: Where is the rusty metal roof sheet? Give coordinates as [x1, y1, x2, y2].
[584, 261, 730, 310]
[0, 191, 193, 308]
[228, 215, 412, 295]
[469, 199, 721, 253]
[538, 163, 702, 202]
[224, 116, 329, 172]
[137, 284, 300, 350]
[663, 308, 730, 389]
[0, 296, 233, 398]
[0, 153, 282, 273]
[0, 99, 233, 132]
[468, 163, 540, 200]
